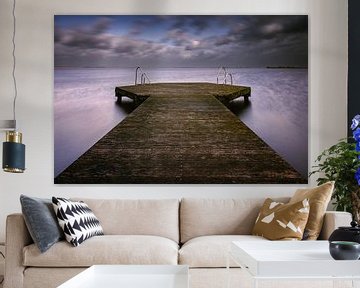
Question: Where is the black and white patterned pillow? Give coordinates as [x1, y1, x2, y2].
[52, 197, 104, 247]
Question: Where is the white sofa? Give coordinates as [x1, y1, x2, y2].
[4, 198, 352, 288]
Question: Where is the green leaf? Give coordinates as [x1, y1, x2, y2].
[310, 139, 360, 215]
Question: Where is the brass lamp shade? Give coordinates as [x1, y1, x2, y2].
[2, 131, 25, 173]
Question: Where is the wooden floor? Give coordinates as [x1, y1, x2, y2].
[55, 83, 306, 184]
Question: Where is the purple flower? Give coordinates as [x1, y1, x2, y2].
[356, 168, 360, 186]
[353, 116, 360, 185]
[353, 128, 360, 142]
[352, 115, 360, 130]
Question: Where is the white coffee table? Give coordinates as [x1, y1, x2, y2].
[228, 241, 360, 288]
[58, 265, 189, 288]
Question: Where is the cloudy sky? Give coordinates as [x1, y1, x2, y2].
[54, 15, 308, 68]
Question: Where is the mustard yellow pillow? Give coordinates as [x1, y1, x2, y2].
[289, 181, 334, 240]
[252, 198, 310, 240]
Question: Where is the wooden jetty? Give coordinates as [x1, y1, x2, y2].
[115, 82, 251, 105]
[55, 83, 306, 184]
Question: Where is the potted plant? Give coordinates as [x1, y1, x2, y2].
[310, 115, 360, 222]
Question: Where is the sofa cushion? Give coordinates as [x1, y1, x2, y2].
[20, 195, 64, 253]
[180, 198, 288, 243]
[23, 235, 178, 267]
[252, 198, 310, 240]
[72, 199, 179, 243]
[179, 235, 267, 268]
[52, 197, 104, 247]
[290, 181, 334, 240]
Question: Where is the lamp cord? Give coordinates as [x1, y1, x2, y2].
[0, 251, 4, 284]
[12, 0, 18, 130]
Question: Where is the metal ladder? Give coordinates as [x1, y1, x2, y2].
[216, 66, 233, 85]
[135, 66, 151, 85]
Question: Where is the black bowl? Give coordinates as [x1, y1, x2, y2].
[329, 241, 360, 260]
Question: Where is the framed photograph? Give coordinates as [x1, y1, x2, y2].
[54, 15, 308, 184]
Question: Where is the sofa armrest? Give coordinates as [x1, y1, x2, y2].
[318, 211, 352, 240]
[4, 214, 33, 288]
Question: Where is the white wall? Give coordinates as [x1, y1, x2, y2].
[0, 0, 348, 242]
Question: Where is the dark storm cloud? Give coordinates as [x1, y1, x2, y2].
[281, 16, 308, 34]
[129, 19, 149, 36]
[172, 18, 186, 30]
[242, 16, 307, 40]
[128, 16, 168, 36]
[191, 17, 210, 32]
[61, 32, 112, 50]
[163, 29, 189, 46]
[206, 15, 308, 67]
[215, 16, 307, 46]
[171, 16, 211, 33]
[215, 35, 236, 46]
[54, 26, 63, 43]
[54, 15, 308, 68]
[113, 39, 166, 58]
[92, 17, 113, 34]
[55, 17, 114, 50]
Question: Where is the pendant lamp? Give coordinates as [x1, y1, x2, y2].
[1, 0, 25, 173]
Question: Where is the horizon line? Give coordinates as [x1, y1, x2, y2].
[54, 66, 309, 69]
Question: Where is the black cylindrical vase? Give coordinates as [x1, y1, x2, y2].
[2, 131, 25, 173]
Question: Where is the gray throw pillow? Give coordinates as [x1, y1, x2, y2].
[20, 195, 64, 253]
